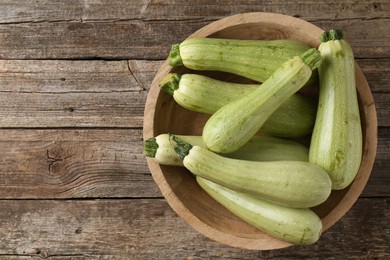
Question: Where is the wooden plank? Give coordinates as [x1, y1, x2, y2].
[0, 129, 160, 199]
[0, 0, 82, 23]
[0, 19, 388, 60]
[0, 59, 160, 92]
[0, 60, 161, 128]
[0, 20, 189, 60]
[365, 160, 390, 197]
[0, 198, 388, 259]
[357, 59, 390, 93]
[375, 94, 390, 127]
[362, 127, 390, 197]
[0, 127, 387, 199]
[0, 0, 388, 23]
[0, 59, 388, 128]
[0, 92, 146, 128]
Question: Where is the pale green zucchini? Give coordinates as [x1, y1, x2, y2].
[170, 135, 331, 208]
[160, 73, 316, 137]
[197, 177, 322, 245]
[144, 134, 309, 166]
[169, 37, 317, 85]
[309, 30, 363, 190]
[144, 134, 205, 166]
[202, 48, 321, 153]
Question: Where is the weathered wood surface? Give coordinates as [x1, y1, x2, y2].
[0, 1, 388, 60]
[0, 129, 161, 199]
[0, 0, 388, 258]
[0, 0, 388, 23]
[0, 18, 388, 60]
[0, 128, 387, 199]
[0, 198, 388, 259]
[0, 59, 388, 128]
[0, 60, 158, 128]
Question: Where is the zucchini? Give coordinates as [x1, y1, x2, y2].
[309, 30, 363, 190]
[144, 134, 204, 166]
[160, 73, 316, 137]
[144, 134, 309, 166]
[202, 48, 321, 153]
[169, 37, 317, 85]
[197, 177, 322, 245]
[170, 135, 331, 208]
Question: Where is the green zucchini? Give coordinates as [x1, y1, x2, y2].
[202, 48, 321, 153]
[197, 177, 322, 245]
[160, 73, 316, 138]
[144, 134, 309, 166]
[144, 134, 205, 166]
[170, 135, 331, 208]
[309, 30, 363, 190]
[169, 37, 317, 85]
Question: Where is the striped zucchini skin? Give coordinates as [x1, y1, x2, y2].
[171, 74, 316, 137]
[222, 134, 309, 162]
[309, 31, 362, 190]
[202, 55, 314, 153]
[146, 134, 309, 166]
[181, 145, 331, 208]
[174, 74, 257, 115]
[176, 38, 313, 83]
[197, 177, 322, 245]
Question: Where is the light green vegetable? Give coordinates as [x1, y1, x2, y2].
[309, 29, 363, 190]
[202, 48, 321, 153]
[197, 177, 322, 245]
[169, 37, 317, 85]
[160, 73, 316, 137]
[170, 135, 331, 208]
[144, 134, 309, 166]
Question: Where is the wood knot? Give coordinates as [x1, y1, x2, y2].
[75, 227, 82, 234]
[46, 148, 71, 175]
[35, 248, 49, 258]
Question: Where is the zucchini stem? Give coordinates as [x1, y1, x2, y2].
[144, 137, 158, 158]
[169, 135, 193, 160]
[168, 44, 183, 66]
[159, 73, 181, 95]
[300, 48, 322, 71]
[320, 29, 344, 43]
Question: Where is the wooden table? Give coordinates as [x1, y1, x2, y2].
[0, 1, 388, 259]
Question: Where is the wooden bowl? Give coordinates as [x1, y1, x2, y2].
[143, 12, 377, 250]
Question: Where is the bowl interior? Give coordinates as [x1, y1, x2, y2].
[143, 12, 377, 250]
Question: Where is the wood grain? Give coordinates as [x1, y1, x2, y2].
[357, 59, 390, 93]
[0, 129, 161, 199]
[363, 127, 389, 197]
[0, 20, 387, 60]
[0, 127, 387, 200]
[0, 0, 388, 23]
[0, 59, 388, 128]
[0, 0, 388, 257]
[0, 60, 160, 128]
[0, 198, 388, 259]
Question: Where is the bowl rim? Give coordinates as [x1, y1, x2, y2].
[143, 12, 378, 250]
